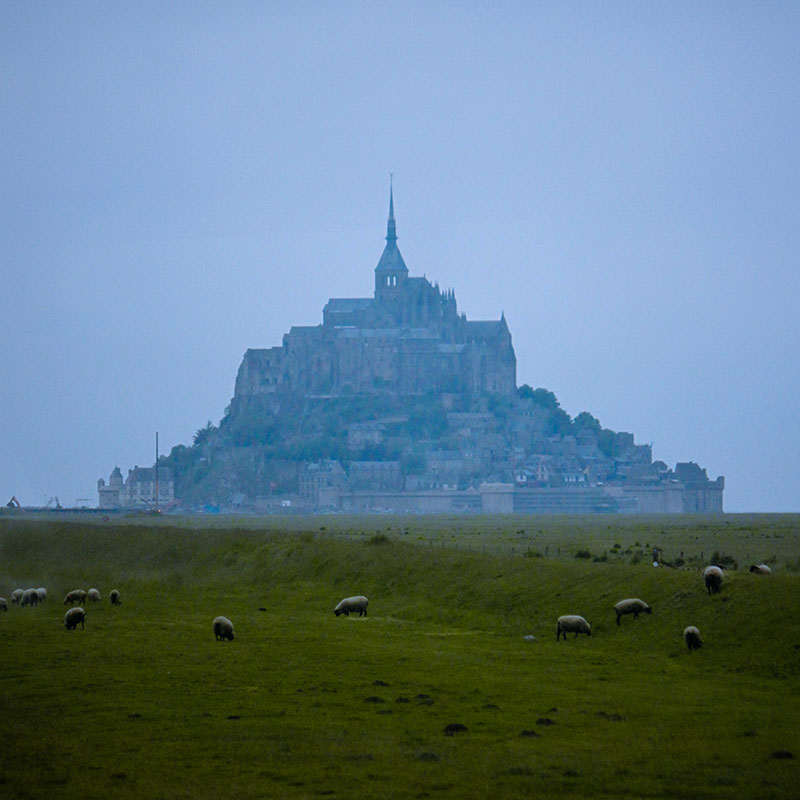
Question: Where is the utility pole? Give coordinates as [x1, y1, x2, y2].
[155, 431, 159, 513]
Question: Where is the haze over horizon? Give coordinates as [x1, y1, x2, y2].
[2, 3, 798, 512]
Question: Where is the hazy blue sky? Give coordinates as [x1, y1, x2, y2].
[2, 2, 798, 512]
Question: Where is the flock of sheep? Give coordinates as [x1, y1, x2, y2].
[554, 561, 773, 651]
[1, 561, 772, 650]
[0, 585, 122, 630]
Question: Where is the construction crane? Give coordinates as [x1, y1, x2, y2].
[6, 496, 21, 508]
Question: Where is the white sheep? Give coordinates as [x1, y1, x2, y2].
[36, 587, 47, 603]
[64, 607, 86, 631]
[334, 595, 369, 617]
[109, 589, 121, 605]
[20, 588, 39, 607]
[213, 616, 234, 641]
[556, 614, 592, 640]
[11, 589, 23, 604]
[703, 566, 723, 595]
[749, 564, 772, 575]
[683, 625, 703, 651]
[614, 598, 652, 626]
[0, 597, 7, 612]
[63, 589, 87, 605]
[87, 588, 101, 603]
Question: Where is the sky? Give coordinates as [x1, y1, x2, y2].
[2, 2, 798, 512]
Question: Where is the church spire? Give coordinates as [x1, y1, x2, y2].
[375, 176, 408, 294]
[386, 174, 397, 244]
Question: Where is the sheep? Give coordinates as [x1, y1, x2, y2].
[63, 589, 87, 605]
[614, 598, 652, 626]
[684, 625, 703, 651]
[64, 607, 86, 631]
[35, 587, 47, 603]
[109, 589, 121, 605]
[10, 589, 23, 604]
[703, 566, 723, 595]
[556, 615, 592, 641]
[213, 616, 234, 641]
[0, 598, 7, 612]
[87, 588, 101, 603]
[20, 588, 39, 607]
[749, 563, 772, 575]
[334, 595, 369, 617]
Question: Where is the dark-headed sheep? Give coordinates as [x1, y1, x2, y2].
[63, 589, 87, 605]
[703, 566, 723, 595]
[64, 607, 86, 631]
[684, 625, 703, 651]
[109, 589, 121, 605]
[334, 596, 369, 617]
[213, 616, 234, 641]
[749, 564, 772, 575]
[556, 615, 592, 640]
[21, 588, 39, 607]
[0, 598, 7, 612]
[614, 598, 652, 625]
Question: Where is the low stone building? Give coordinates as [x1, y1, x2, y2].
[97, 465, 174, 509]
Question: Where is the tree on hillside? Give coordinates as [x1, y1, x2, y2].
[193, 421, 216, 446]
[573, 411, 601, 434]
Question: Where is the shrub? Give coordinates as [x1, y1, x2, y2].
[711, 550, 737, 568]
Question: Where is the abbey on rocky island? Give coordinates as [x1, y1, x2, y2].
[101, 187, 724, 514]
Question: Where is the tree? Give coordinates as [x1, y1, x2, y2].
[573, 412, 601, 434]
[193, 421, 216, 447]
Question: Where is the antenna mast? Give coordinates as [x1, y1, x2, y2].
[155, 431, 159, 513]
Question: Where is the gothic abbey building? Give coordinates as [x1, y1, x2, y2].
[232, 188, 516, 410]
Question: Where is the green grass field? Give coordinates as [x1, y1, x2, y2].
[1, 513, 799, 799]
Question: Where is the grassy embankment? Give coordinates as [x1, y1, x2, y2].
[1, 514, 799, 799]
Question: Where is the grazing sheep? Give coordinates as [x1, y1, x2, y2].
[614, 598, 652, 626]
[703, 566, 723, 595]
[749, 563, 772, 575]
[11, 589, 23, 605]
[35, 587, 47, 603]
[109, 589, 121, 605]
[684, 625, 703, 651]
[63, 589, 87, 605]
[64, 607, 86, 631]
[0, 598, 7, 612]
[334, 595, 369, 617]
[20, 588, 39, 607]
[213, 616, 234, 641]
[87, 588, 101, 603]
[556, 615, 592, 641]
